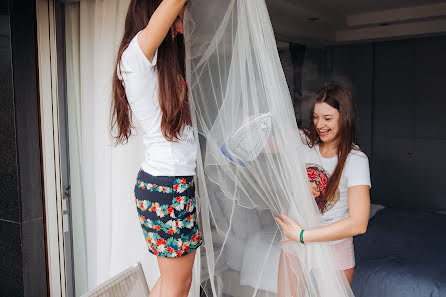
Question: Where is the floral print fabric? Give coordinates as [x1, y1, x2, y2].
[305, 163, 340, 214]
[136, 178, 193, 194]
[134, 169, 202, 257]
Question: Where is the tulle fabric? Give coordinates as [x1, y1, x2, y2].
[184, 0, 355, 296]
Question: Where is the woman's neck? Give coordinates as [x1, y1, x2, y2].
[319, 140, 339, 158]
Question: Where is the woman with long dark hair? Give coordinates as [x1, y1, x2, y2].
[276, 85, 371, 286]
[111, 1, 201, 296]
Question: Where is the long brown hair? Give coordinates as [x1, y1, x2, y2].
[111, 0, 190, 145]
[301, 85, 360, 201]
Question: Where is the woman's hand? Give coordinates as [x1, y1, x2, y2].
[275, 213, 303, 243]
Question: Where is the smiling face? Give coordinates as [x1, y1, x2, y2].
[313, 102, 340, 145]
[172, 6, 186, 39]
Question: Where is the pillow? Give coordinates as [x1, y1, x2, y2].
[369, 203, 386, 219]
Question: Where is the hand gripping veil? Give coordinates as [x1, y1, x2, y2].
[185, 0, 355, 296]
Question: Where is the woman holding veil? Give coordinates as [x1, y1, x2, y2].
[112, 1, 201, 297]
[276, 85, 371, 287]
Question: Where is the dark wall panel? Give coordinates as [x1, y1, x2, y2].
[331, 43, 373, 155]
[10, 0, 44, 223]
[0, 220, 23, 296]
[0, 5, 20, 224]
[413, 37, 446, 210]
[1, 0, 48, 296]
[415, 37, 446, 139]
[373, 40, 416, 139]
[372, 40, 417, 208]
[414, 140, 446, 210]
[371, 136, 415, 207]
[22, 218, 48, 297]
[0, 3, 23, 296]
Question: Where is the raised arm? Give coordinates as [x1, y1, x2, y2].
[138, 0, 187, 63]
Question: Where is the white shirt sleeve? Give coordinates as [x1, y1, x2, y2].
[116, 31, 160, 134]
[345, 150, 371, 188]
[117, 30, 158, 82]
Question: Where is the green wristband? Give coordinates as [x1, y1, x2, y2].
[300, 229, 305, 244]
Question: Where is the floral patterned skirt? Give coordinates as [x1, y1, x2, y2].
[134, 168, 202, 258]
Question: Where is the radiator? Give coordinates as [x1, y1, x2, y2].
[81, 262, 150, 297]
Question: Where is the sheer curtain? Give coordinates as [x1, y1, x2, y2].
[64, 1, 165, 295]
[186, 0, 355, 296]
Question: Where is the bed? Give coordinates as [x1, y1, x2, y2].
[352, 207, 446, 297]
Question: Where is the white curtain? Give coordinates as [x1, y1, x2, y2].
[64, 1, 185, 296]
[186, 0, 354, 296]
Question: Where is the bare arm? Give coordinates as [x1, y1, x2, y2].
[276, 185, 370, 243]
[138, 0, 187, 63]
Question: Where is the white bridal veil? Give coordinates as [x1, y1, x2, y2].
[185, 0, 355, 296]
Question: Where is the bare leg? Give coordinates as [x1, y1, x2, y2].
[278, 250, 355, 296]
[278, 250, 307, 297]
[148, 277, 161, 297]
[158, 250, 197, 297]
[343, 267, 354, 285]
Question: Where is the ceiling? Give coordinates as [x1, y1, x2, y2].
[283, 0, 446, 16]
[265, 0, 446, 44]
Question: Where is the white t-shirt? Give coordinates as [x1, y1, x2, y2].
[298, 131, 371, 244]
[117, 31, 197, 176]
